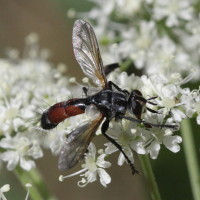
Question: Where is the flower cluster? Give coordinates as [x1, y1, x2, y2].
[0, 33, 72, 171]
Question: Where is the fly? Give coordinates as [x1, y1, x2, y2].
[40, 19, 177, 175]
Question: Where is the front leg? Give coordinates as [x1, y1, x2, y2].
[120, 115, 179, 130]
[101, 120, 139, 175]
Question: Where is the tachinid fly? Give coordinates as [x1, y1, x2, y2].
[40, 19, 178, 175]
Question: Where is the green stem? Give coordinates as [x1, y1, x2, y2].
[180, 119, 200, 200]
[14, 166, 57, 200]
[138, 155, 161, 200]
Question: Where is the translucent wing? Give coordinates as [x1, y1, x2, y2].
[73, 19, 107, 89]
[58, 113, 104, 171]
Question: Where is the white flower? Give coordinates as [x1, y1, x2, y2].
[182, 18, 200, 54]
[0, 96, 25, 134]
[0, 134, 43, 171]
[59, 143, 111, 187]
[181, 88, 200, 125]
[153, 0, 193, 27]
[144, 114, 181, 159]
[115, 0, 142, 17]
[146, 37, 190, 75]
[118, 20, 156, 69]
[108, 71, 144, 93]
[149, 70, 191, 122]
[49, 121, 70, 155]
[0, 184, 10, 200]
[105, 120, 146, 166]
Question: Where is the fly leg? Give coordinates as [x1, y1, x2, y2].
[147, 107, 158, 114]
[82, 87, 88, 97]
[101, 120, 139, 175]
[104, 63, 120, 76]
[147, 100, 173, 116]
[108, 81, 130, 96]
[147, 96, 158, 101]
[120, 115, 179, 130]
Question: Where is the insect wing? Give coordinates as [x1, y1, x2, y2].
[73, 19, 107, 89]
[58, 114, 104, 171]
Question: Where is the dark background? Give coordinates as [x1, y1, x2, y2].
[0, 1, 199, 199]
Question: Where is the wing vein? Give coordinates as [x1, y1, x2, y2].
[58, 113, 104, 171]
[73, 19, 107, 89]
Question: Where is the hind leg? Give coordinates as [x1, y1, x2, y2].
[101, 119, 139, 175]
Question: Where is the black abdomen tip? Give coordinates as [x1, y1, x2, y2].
[41, 110, 58, 130]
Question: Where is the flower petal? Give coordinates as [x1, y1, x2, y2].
[163, 135, 182, 153]
[13, 118, 24, 132]
[166, 14, 179, 27]
[96, 154, 111, 168]
[97, 168, 111, 187]
[146, 141, 160, 159]
[20, 157, 35, 171]
[197, 114, 200, 125]
[0, 137, 15, 149]
[118, 152, 126, 166]
[130, 140, 146, 154]
[1, 151, 19, 171]
[104, 142, 118, 154]
[1, 151, 17, 161]
[171, 108, 186, 122]
[87, 171, 97, 183]
[185, 108, 195, 118]
[88, 143, 96, 159]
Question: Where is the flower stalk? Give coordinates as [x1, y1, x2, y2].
[138, 155, 161, 200]
[180, 119, 200, 200]
[14, 166, 57, 200]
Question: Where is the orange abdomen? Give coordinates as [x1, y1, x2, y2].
[41, 98, 89, 130]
